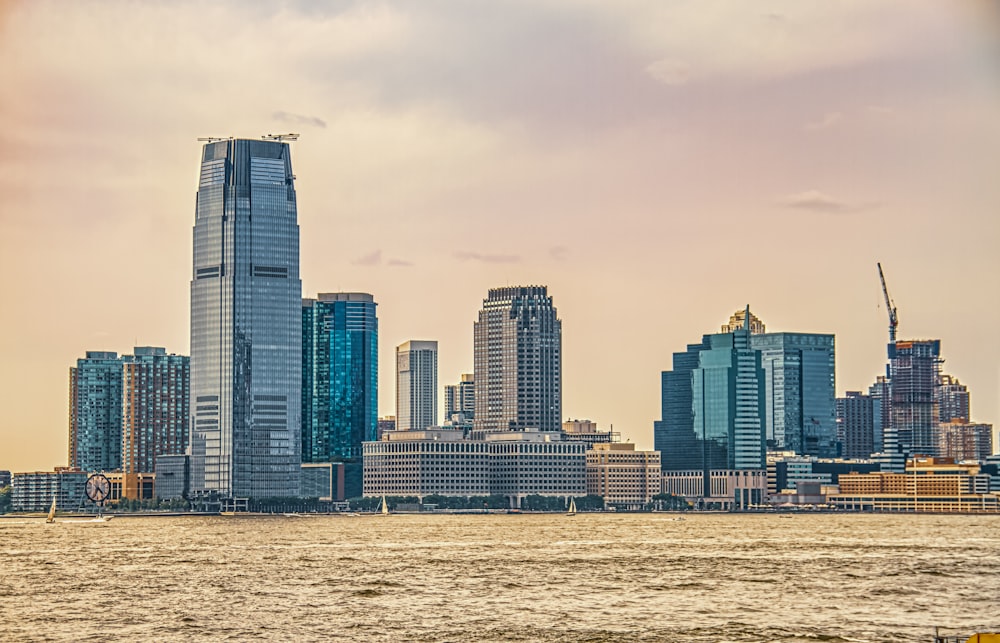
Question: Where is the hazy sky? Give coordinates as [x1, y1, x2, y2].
[1, 1, 998, 471]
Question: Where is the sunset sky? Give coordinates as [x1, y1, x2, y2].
[1, 1, 998, 471]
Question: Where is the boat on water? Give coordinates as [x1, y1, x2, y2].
[379, 496, 389, 515]
[45, 497, 56, 524]
[566, 498, 576, 516]
[61, 515, 113, 524]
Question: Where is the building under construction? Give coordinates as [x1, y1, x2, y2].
[887, 339, 942, 457]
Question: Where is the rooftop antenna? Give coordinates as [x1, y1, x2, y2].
[262, 133, 299, 142]
[197, 136, 231, 143]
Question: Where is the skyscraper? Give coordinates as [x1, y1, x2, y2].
[189, 138, 302, 499]
[122, 347, 189, 476]
[69, 351, 123, 472]
[836, 391, 881, 459]
[936, 374, 970, 423]
[395, 340, 438, 431]
[473, 286, 561, 433]
[302, 293, 378, 497]
[654, 307, 766, 495]
[752, 332, 837, 457]
[444, 373, 475, 424]
[888, 340, 941, 457]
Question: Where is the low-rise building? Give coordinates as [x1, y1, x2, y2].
[662, 469, 767, 510]
[12, 468, 89, 511]
[586, 443, 660, 510]
[154, 454, 189, 500]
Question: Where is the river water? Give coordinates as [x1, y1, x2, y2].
[1, 512, 997, 642]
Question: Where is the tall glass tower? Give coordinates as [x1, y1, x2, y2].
[302, 293, 378, 458]
[189, 138, 302, 499]
[69, 351, 123, 472]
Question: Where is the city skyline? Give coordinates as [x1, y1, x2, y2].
[2, 2, 999, 470]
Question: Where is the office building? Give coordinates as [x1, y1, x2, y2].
[444, 373, 475, 424]
[586, 443, 660, 510]
[654, 307, 766, 496]
[395, 340, 438, 431]
[0, 471, 10, 488]
[936, 374, 970, 423]
[189, 138, 303, 499]
[121, 348, 189, 480]
[154, 454, 190, 500]
[752, 332, 837, 457]
[830, 457, 997, 512]
[302, 293, 378, 499]
[837, 392, 882, 459]
[377, 416, 396, 441]
[888, 340, 942, 457]
[868, 375, 893, 451]
[69, 351, 123, 473]
[473, 286, 561, 433]
[661, 469, 767, 510]
[938, 421, 993, 462]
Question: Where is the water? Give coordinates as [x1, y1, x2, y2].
[1, 513, 998, 642]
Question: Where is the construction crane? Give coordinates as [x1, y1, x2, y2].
[877, 262, 898, 343]
[197, 136, 231, 143]
[261, 133, 299, 142]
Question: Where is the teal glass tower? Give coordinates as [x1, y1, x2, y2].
[189, 138, 302, 499]
[69, 351, 123, 473]
[302, 293, 378, 497]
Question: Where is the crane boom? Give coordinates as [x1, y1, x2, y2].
[877, 262, 898, 343]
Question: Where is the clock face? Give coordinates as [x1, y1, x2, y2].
[85, 474, 111, 503]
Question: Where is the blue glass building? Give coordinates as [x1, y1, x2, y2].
[69, 351, 123, 472]
[751, 333, 837, 457]
[302, 293, 378, 498]
[189, 138, 302, 499]
[654, 308, 766, 495]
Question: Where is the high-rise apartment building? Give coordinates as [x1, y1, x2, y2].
[444, 373, 475, 424]
[752, 332, 837, 457]
[938, 421, 993, 462]
[654, 307, 766, 495]
[888, 340, 942, 457]
[395, 340, 438, 431]
[302, 293, 378, 497]
[121, 348, 190, 476]
[189, 138, 302, 499]
[69, 351, 123, 472]
[473, 286, 561, 432]
[836, 392, 881, 459]
[936, 374, 970, 423]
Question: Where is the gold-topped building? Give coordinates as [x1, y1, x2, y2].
[721, 308, 766, 334]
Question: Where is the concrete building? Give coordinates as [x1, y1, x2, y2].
[377, 416, 396, 441]
[12, 468, 89, 511]
[395, 340, 438, 431]
[363, 429, 586, 506]
[302, 292, 378, 500]
[586, 443, 660, 510]
[836, 391, 882, 458]
[766, 452, 880, 495]
[888, 339, 942, 457]
[938, 421, 993, 462]
[69, 351, 123, 473]
[473, 286, 562, 433]
[661, 469, 767, 510]
[830, 457, 997, 512]
[444, 373, 475, 424]
[189, 138, 303, 499]
[936, 374, 970, 423]
[561, 419, 620, 450]
[105, 471, 155, 502]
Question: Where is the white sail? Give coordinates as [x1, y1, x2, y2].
[567, 498, 577, 516]
[380, 496, 389, 515]
[45, 497, 56, 524]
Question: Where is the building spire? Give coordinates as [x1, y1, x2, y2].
[744, 304, 751, 331]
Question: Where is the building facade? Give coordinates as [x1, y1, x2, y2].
[586, 443, 660, 510]
[444, 373, 475, 424]
[937, 421, 993, 462]
[752, 332, 837, 457]
[12, 468, 89, 511]
[122, 347, 190, 477]
[473, 286, 561, 432]
[936, 374, 970, 423]
[189, 138, 302, 499]
[395, 340, 438, 431]
[836, 391, 881, 459]
[830, 458, 997, 512]
[154, 454, 190, 500]
[888, 340, 942, 457]
[661, 469, 767, 510]
[68, 351, 123, 473]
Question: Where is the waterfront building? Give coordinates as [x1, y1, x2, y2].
[188, 138, 302, 499]
[654, 306, 766, 496]
[752, 332, 836, 457]
[302, 293, 378, 499]
[766, 452, 879, 494]
[0, 470, 11, 488]
[69, 351, 123, 473]
[887, 339, 942, 457]
[836, 392, 882, 458]
[444, 373, 475, 424]
[300, 462, 345, 502]
[154, 454, 189, 500]
[830, 457, 997, 512]
[937, 421, 993, 462]
[11, 468, 88, 511]
[395, 341, 438, 431]
[363, 429, 586, 506]
[121, 348, 189, 499]
[660, 469, 767, 511]
[473, 286, 561, 433]
[586, 443, 660, 510]
[377, 416, 396, 441]
[561, 419, 620, 450]
[105, 471, 155, 502]
[936, 374, 970, 423]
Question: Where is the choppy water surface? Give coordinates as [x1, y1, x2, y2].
[1, 513, 998, 642]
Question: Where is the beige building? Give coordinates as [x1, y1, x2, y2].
[662, 469, 767, 510]
[937, 421, 993, 462]
[586, 443, 660, 510]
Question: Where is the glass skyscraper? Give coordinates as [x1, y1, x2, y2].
[752, 332, 837, 457]
[473, 286, 562, 433]
[69, 351, 123, 472]
[189, 138, 302, 499]
[302, 293, 378, 498]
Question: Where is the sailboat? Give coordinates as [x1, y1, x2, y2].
[380, 496, 389, 515]
[566, 497, 577, 516]
[45, 497, 56, 524]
